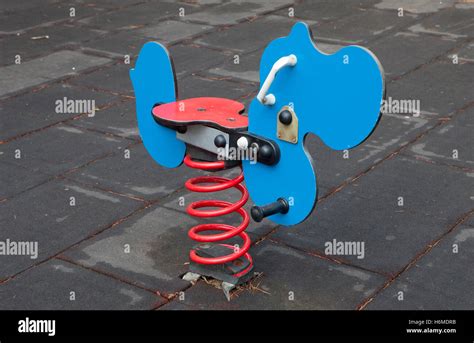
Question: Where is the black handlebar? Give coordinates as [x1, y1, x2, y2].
[251, 198, 289, 222]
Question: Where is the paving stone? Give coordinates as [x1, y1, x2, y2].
[367, 32, 458, 79]
[374, 0, 456, 14]
[206, 38, 343, 88]
[271, 155, 474, 275]
[205, 42, 347, 84]
[0, 83, 118, 141]
[453, 42, 474, 62]
[306, 112, 436, 194]
[61, 205, 196, 294]
[67, 99, 138, 139]
[0, 50, 111, 97]
[466, 214, 474, 228]
[161, 239, 386, 309]
[185, 0, 292, 25]
[275, 0, 378, 23]
[367, 224, 474, 310]
[205, 48, 262, 83]
[84, 36, 231, 72]
[169, 43, 232, 78]
[407, 7, 474, 39]
[0, 124, 129, 176]
[82, 30, 149, 57]
[72, 0, 145, 10]
[66, 143, 197, 201]
[0, 24, 107, 66]
[136, 20, 213, 43]
[387, 60, 474, 115]
[349, 156, 474, 224]
[196, 15, 315, 52]
[0, 0, 61, 14]
[312, 8, 418, 44]
[0, 259, 163, 309]
[0, 69, 49, 101]
[404, 106, 474, 169]
[68, 63, 133, 95]
[0, 179, 142, 279]
[0, 2, 102, 33]
[0, 161, 51, 199]
[178, 74, 255, 101]
[78, 2, 197, 30]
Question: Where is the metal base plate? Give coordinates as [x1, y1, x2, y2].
[184, 244, 254, 300]
[189, 244, 254, 285]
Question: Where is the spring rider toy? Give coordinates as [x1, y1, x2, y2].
[130, 22, 385, 300]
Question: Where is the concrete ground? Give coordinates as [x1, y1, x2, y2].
[0, 0, 473, 310]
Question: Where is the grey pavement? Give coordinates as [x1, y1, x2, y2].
[0, 0, 473, 310]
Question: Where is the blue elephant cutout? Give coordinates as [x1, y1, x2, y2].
[242, 22, 385, 226]
[130, 42, 185, 168]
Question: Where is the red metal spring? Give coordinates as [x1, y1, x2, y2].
[183, 155, 253, 275]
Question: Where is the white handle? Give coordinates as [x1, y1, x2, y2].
[257, 54, 297, 106]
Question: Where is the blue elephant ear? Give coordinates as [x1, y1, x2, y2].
[130, 42, 185, 168]
[259, 22, 385, 150]
[243, 22, 384, 226]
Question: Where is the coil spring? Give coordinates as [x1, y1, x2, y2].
[183, 155, 253, 276]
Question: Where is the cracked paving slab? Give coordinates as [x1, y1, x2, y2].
[0, 259, 163, 309]
[160, 239, 386, 310]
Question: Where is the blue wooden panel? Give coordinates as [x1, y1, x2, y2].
[243, 22, 384, 225]
[130, 42, 185, 168]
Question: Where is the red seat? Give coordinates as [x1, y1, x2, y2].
[152, 97, 248, 130]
